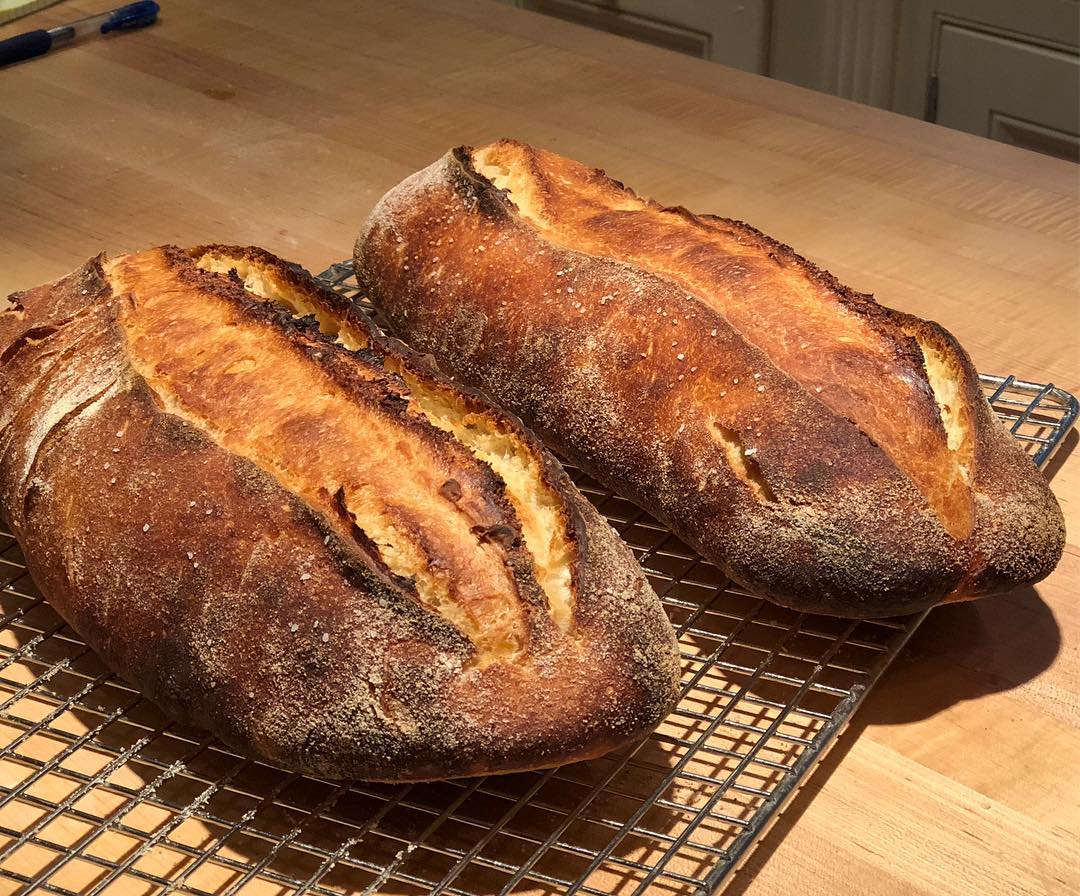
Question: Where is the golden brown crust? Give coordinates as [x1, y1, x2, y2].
[354, 140, 1064, 616]
[0, 247, 680, 781]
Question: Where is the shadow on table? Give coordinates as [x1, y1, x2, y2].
[858, 584, 1061, 726]
[1042, 428, 1077, 484]
[722, 582, 1061, 894]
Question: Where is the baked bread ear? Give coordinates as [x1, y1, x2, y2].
[0, 245, 680, 782]
[355, 139, 1065, 617]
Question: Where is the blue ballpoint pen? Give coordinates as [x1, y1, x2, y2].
[0, 1, 159, 68]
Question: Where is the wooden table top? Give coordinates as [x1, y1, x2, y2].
[2, 1, 1078, 894]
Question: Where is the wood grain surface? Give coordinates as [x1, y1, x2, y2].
[1, 1, 1078, 894]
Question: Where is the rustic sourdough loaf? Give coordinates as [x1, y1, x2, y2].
[355, 140, 1065, 617]
[0, 245, 680, 781]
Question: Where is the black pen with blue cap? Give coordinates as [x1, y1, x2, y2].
[0, 1, 159, 69]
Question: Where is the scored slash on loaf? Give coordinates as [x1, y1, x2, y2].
[0, 245, 680, 782]
[355, 139, 1065, 617]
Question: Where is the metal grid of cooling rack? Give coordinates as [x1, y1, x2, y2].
[0, 261, 1074, 896]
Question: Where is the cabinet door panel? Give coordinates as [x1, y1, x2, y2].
[989, 112, 1079, 162]
[936, 24, 1079, 161]
[891, 0, 1079, 118]
[518, 0, 770, 72]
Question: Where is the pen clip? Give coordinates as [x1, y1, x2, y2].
[101, 1, 160, 34]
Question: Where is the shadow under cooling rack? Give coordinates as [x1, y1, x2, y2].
[0, 260, 1074, 896]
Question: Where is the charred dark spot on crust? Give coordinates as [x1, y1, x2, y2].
[680, 208, 737, 239]
[355, 347, 386, 368]
[440, 478, 462, 502]
[451, 145, 473, 168]
[842, 295, 888, 321]
[330, 484, 350, 517]
[471, 523, 518, 548]
[893, 332, 934, 389]
[598, 171, 628, 192]
[379, 390, 410, 413]
[453, 147, 518, 222]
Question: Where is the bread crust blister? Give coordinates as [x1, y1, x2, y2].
[0, 245, 680, 782]
[355, 140, 1064, 616]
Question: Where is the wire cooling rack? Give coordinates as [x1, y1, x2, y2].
[0, 261, 1075, 896]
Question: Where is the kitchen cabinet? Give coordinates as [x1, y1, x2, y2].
[893, 0, 1079, 161]
[503, 0, 1080, 160]
[508, 0, 771, 73]
[934, 24, 1079, 161]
